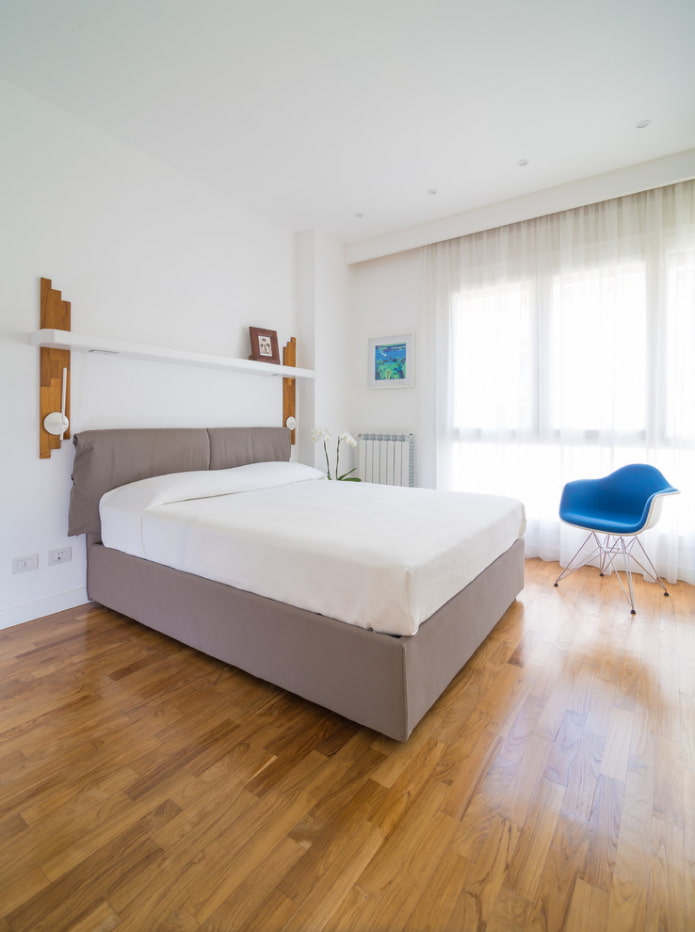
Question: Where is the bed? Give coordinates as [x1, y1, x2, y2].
[69, 426, 525, 741]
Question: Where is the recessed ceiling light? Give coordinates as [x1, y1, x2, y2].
[636, 120, 651, 129]
[427, 188, 438, 195]
[517, 159, 529, 167]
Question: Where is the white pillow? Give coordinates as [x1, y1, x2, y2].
[101, 460, 324, 514]
[99, 461, 324, 557]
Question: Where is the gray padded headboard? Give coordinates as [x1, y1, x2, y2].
[69, 426, 291, 537]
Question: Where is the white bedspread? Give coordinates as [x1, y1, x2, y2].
[100, 461, 525, 637]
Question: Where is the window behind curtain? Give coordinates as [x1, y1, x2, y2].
[665, 248, 695, 443]
[429, 180, 695, 583]
[452, 281, 533, 436]
[452, 262, 649, 440]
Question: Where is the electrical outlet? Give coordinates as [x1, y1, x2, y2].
[13, 554, 39, 573]
[48, 547, 72, 566]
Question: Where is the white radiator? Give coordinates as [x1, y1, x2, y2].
[358, 433, 415, 487]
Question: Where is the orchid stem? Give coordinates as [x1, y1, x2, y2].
[323, 439, 331, 479]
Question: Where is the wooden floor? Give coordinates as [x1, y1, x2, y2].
[0, 559, 693, 931]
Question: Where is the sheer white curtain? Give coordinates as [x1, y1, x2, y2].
[426, 180, 695, 584]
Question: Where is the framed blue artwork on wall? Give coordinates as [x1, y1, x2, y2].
[368, 334, 414, 388]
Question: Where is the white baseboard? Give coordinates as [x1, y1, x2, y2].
[0, 588, 89, 630]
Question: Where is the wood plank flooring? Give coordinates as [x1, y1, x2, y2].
[0, 558, 693, 931]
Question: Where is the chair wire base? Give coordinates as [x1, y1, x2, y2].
[554, 531, 670, 614]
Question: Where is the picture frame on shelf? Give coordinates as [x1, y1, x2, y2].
[249, 327, 280, 364]
[368, 334, 414, 388]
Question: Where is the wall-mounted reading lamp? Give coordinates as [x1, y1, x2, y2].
[43, 366, 69, 438]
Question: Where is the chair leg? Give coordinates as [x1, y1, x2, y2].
[626, 537, 670, 597]
[618, 537, 636, 615]
[554, 532, 603, 586]
[583, 534, 637, 613]
[598, 535, 614, 576]
[554, 530, 669, 614]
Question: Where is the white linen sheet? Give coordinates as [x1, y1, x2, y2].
[100, 462, 526, 637]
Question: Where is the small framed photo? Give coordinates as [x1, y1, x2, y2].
[249, 327, 280, 364]
[368, 334, 414, 388]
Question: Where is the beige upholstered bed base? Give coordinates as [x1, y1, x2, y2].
[70, 427, 525, 741]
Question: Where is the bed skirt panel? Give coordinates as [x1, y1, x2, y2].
[87, 537, 524, 741]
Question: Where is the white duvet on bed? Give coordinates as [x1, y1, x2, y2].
[100, 461, 525, 637]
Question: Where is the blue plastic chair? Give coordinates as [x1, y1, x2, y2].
[554, 464, 679, 613]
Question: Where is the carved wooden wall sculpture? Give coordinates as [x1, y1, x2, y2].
[39, 278, 71, 459]
[282, 337, 296, 445]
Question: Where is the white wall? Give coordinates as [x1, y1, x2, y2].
[295, 231, 353, 476]
[348, 248, 435, 488]
[0, 79, 300, 627]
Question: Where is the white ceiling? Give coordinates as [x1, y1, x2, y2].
[1, 0, 694, 244]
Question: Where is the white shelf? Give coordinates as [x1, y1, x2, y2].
[30, 330, 314, 379]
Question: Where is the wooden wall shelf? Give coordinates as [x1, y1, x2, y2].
[30, 330, 315, 380]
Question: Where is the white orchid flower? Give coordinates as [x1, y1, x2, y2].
[311, 428, 361, 481]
